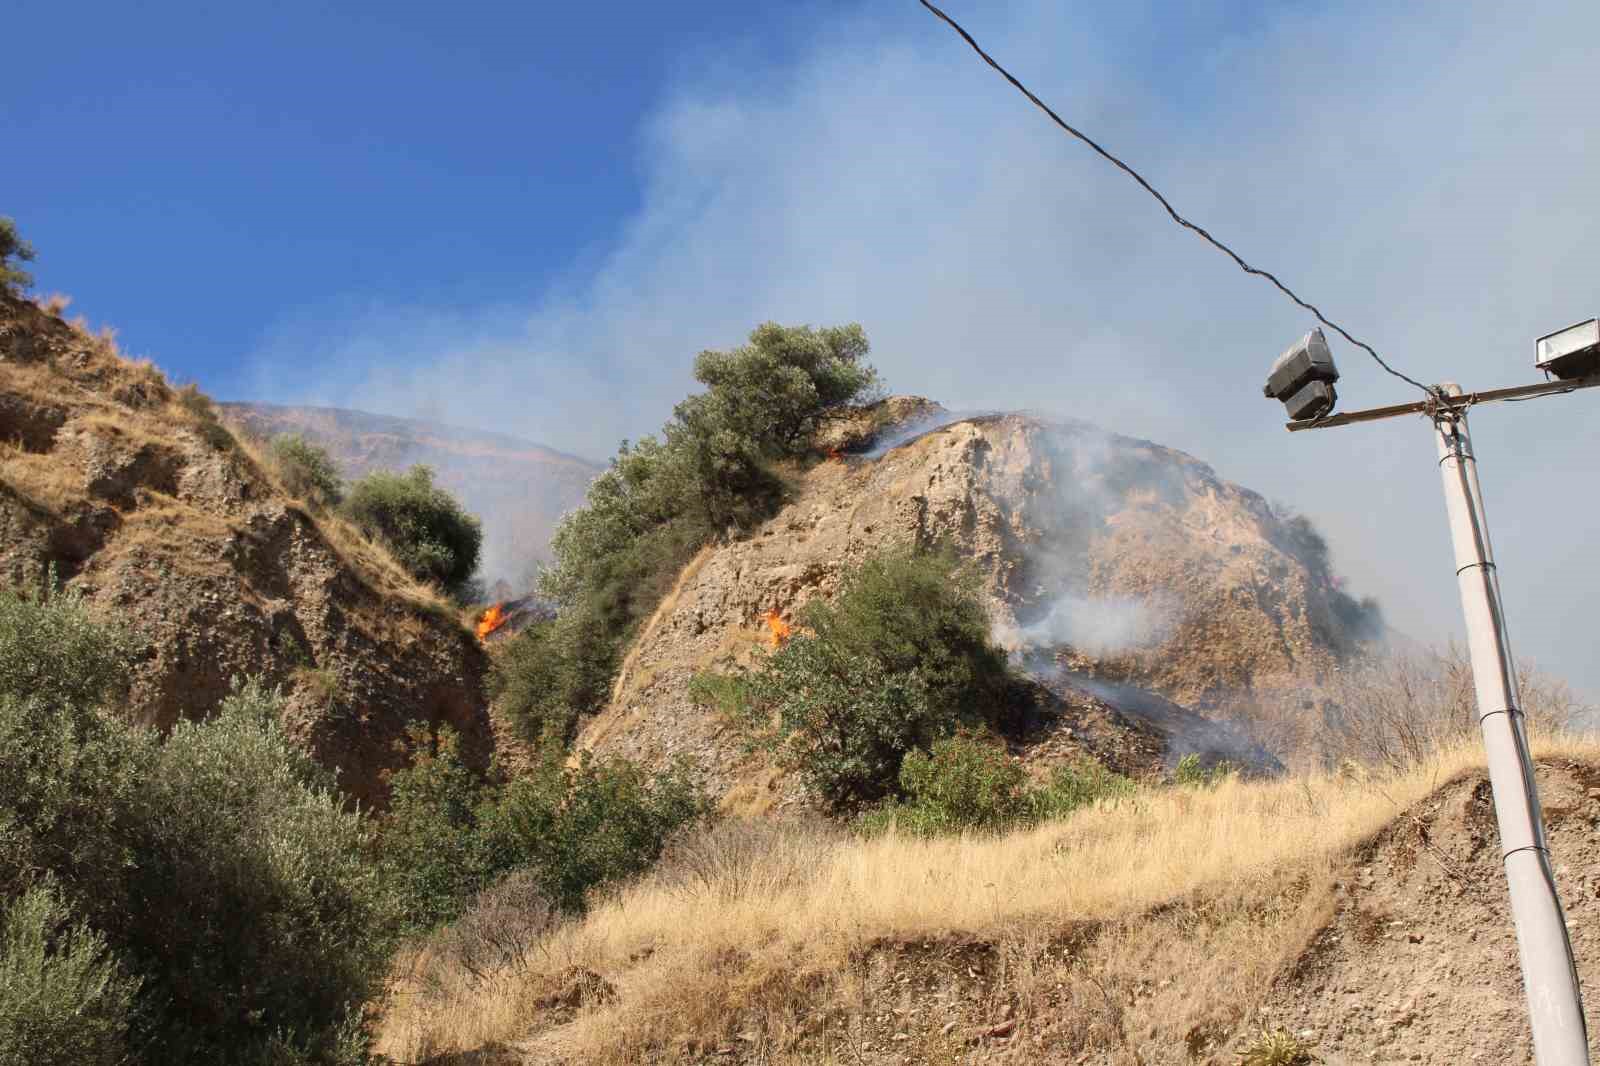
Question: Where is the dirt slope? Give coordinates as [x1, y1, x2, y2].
[223, 402, 599, 584]
[0, 295, 493, 804]
[577, 400, 1373, 806]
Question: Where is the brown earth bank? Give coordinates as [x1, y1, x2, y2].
[222, 401, 600, 585]
[577, 400, 1374, 809]
[378, 742, 1600, 1065]
[0, 294, 494, 804]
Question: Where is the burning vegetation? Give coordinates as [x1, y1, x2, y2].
[476, 603, 508, 641]
[763, 609, 792, 649]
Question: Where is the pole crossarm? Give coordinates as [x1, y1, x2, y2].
[1286, 371, 1600, 431]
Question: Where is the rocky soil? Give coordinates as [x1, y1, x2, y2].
[0, 294, 494, 804]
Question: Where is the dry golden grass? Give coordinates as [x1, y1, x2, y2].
[29, 292, 72, 317]
[378, 731, 1600, 1064]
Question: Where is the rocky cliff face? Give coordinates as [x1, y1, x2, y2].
[0, 295, 493, 805]
[578, 400, 1372, 808]
[222, 402, 599, 585]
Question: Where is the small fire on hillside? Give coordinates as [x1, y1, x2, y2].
[476, 603, 509, 641]
[763, 609, 792, 649]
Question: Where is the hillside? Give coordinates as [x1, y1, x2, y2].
[383, 737, 1600, 1064]
[0, 294, 494, 803]
[578, 399, 1376, 808]
[223, 402, 600, 585]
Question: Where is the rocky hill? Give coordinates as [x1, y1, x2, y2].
[222, 402, 600, 586]
[0, 294, 494, 804]
[579, 399, 1376, 808]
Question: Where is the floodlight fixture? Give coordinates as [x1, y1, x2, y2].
[1263, 328, 1340, 421]
[1536, 318, 1600, 381]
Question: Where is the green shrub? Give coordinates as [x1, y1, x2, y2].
[380, 724, 492, 932]
[0, 882, 137, 1066]
[126, 679, 392, 1064]
[0, 574, 137, 711]
[488, 613, 616, 749]
[686, 670, 753, 720]
[381, 729, 705, 929]
[0, 581, 392, 1065]
[1172, 752, 1235, 788]
[860, 732, 1028, 835]
[498, 323, 880, 749]
[342, 465, 481, 590]
[272, 434, 344, 506]
[0, 217, 35, 293]
[720, 547, 1013, 811]
[0, 581, 144, 909]
[1027, 758, 1136, 819]
[481, 754, 705, 913]
[858, 733, 1135, 836]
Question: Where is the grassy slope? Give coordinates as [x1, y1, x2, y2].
[379, 730, 1600, 1063]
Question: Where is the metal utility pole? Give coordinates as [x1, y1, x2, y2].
[1433, 386, 1588, 1065]
[1284, 373, 1600, 1066]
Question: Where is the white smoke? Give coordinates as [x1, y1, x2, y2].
[240, 0, 1600, 697]
[1013, 591, 1172, 655]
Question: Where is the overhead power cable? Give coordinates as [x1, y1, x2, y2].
[916, 0, 1437, 399]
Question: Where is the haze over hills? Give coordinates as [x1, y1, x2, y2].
[222, 402, 600, 585]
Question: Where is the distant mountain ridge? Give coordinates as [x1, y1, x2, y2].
[222, 402, 600, 584]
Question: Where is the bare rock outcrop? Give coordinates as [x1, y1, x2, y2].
[578, 400, 1368, 807]
[0, 295, 492, 805]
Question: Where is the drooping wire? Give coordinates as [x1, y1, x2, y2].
[1504, 387, 1576, 403]
[916, 0, 1438, 400]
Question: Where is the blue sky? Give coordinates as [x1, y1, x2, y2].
[7, 0, 1600, 697]
[4, 0, 829, 383]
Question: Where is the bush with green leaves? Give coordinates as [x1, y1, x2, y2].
[859, 732, 1135, 835]
[488, 610, 617, 748]
[706, 547, 1014, 811]
[381, 727, 705, 931]
[0, 217, 35, 293]
[0, 571, 136, 710]
[342, 464, 482, 590]
[1027, 758, 1137, 819]
[1172, 752, 1236, 788]
[0, 882, 138, 1066]
[0, 580, 392, 1066]
[128, 679, 391, 1064]
[860, 732, 1029, 834]
[480, 754, 705, 913]
[0, 580, 144, 913]
[496, 322, 879, 747]
[272, 433, 344, 506]
[380, 724, 492, 932]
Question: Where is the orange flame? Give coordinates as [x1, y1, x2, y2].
[763, 609, 792, 649]
[476, 603, 509, 641]
[826, 447, 844, 462]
